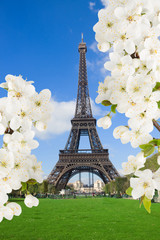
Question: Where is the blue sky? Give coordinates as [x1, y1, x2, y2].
[0, 0, 159, 184]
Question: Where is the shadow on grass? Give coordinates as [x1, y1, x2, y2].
[9, 198, 24, 202]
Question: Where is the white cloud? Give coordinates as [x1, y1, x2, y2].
[89, 1, 107, 12]
[100, 0, 108, 7]
[89, 41, 98, 53]
[100, 66, 108, 77]
[89, 2, 96, 10]
[35, 99, 74, 139]
[87, 49, 110, 78]
[35, 98, 105, 139]
[90, 98, 106, 116]
[86, 59, 95, 71]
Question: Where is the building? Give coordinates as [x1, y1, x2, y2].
[73, 180, 104, 193]
[94, 180, 105, 192]
[73, 180, 83, 190]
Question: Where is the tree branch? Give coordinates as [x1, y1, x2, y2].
[153, 119, 160, 132]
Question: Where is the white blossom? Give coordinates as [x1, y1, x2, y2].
[29, 155, 43, 183]
[35, 121, 47, 132]
[113, 126, 129, 139]
[0, 149, 14, 178]
[5, 74, 35, 99]
[126, 128, 153, 148]
[0, 74, 52, 220]
[94, 0, 160, 206]
[95, 77, 112, 104]
[130, 170, 155, 199]
[30, 89, 51, 121]
[0, 179, 12, 194]
[0, 206, 14, 221]
[122, 152, 146, 175]
[24, 194, 39, 208]
[0, 192, 8, 205]
[126, 74, 153, 103]
[6, 202, 22, 216]
[97, 116, 112, 129]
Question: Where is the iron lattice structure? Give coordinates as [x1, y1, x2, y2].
[48, 38, 119, 189]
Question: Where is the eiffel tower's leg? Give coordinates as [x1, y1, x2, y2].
[88, 128, 103, 150]
[65, 128, 79, 150]
[64, 130, 72, 150]
[103, 162, 120, 180]
[98, 171, 108, 184]
[104, 165, 119, 180]
[47, 154, 70, 186]
[56, 170, 73, 190]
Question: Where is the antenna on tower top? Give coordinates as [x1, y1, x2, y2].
[81, 33, 83, 42]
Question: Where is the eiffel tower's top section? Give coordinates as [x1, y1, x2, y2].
[74, 34, 93, 119]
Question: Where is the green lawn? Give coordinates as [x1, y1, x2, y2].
[0, 198, 160, 240]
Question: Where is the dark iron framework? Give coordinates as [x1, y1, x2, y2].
[47, 37, 119, 189]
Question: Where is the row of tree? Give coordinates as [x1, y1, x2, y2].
[11, 180, 56, 197]
[10, 177, 131, 197]
[104, 153, 160, 196]
[104, 177, 130, 196]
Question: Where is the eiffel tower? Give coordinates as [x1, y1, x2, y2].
[48, 35, 119, 189]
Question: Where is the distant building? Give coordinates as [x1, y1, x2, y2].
[94, 180, 105, 192]
[73, 180, 83, 190]
[72, 179, 104, 193]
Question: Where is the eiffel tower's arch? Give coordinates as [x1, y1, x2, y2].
[48, 36, 119, 190]
[55, 164, 113, 190]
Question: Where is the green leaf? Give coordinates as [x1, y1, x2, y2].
[143, 196, 151, 213]
[139, 144, 153, 150]
[143, 146, 155, 157]
[27, 179, 37, 185]
[157, 101, 160, 109]
[111, 104, 117, 114]
[153, 82, 160, 92]
[101, 100, 112, 107]
[139, 195, 145, 208]
[21, 182, 27, 191]
[126, 187, 133, 196]
[139, 144, 155, 157]
[149, 139, 160, 146]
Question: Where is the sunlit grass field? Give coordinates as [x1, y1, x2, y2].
[0, 198, 160, 240]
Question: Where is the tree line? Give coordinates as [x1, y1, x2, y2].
[10, 180, 57, 197]
[10, 177, 131, 197]
[104, 177, 130, 196]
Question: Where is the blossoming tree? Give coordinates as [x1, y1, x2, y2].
[0, 74, 52, 221]
[94, 0, 160, 213]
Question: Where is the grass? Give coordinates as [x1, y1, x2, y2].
[0, 198, 160, 240]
